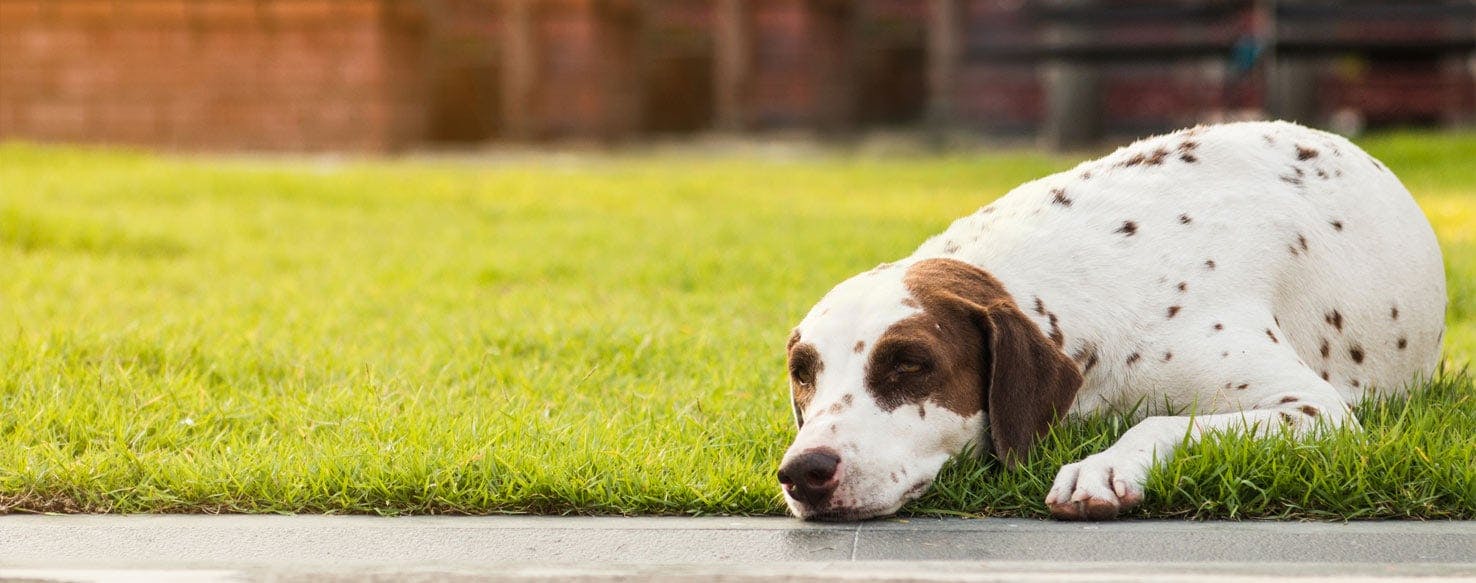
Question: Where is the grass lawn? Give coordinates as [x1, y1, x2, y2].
[1, 132, 1473, 519]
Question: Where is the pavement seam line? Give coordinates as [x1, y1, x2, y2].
[850, 525, 860, 561]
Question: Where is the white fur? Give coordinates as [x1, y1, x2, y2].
[783, 121, 1446, 519]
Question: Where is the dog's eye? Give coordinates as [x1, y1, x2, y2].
[790, 366, 814, 387]
[895, 361, 924, 374]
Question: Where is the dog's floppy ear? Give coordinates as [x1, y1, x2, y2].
[980, 302, 1082, 467]
[904, 258, 1082, 467]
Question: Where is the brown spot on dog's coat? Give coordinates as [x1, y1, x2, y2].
[1177, 282, 1188, 292]
[1266, 329, 1279, 343]
[1397, 337, 1408, 350]
[1321, 370, 1330, 381]
[1167, 306, 1181, 319]
[1299, 405, 1319, 417]
[944, 241, 961, 254]
[1126, 352, 1141, 366]
[1072, 343, 1100, 374]
[1146, 147, 1170, 165]
[1033, 297, 1047, 316]
[1320, 338, 1330, 359]
[1391, 306, 1399, 320]
[1213, 323, 1223, 331]
[1296, 145, 1319, 161]
[854, 341, 866, 354]
[1048, 313, 1064, 347]
[1179, 214, 1192, 225]
[1051, 188, 1073, 207]
[1349, 345, 1365, 364]
[1326, 310, 1343, 331]
[1117, 150, 1159, 168]
[1279, 396, 1299, 404]
[1237, 383, 1249, 390]
[1116, 221, 1138, 236]
[1330, 220, 1344, 231]
[1162, 351, 1173, 362]
[1204, 259, 1216, 270]
[1177, 141, 1199, 163]
[1298, 234, 1309, 252]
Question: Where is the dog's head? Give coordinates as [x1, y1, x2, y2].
[779, 258, 1082, 520]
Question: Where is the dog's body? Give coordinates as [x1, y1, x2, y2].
[779, 121, 1446, 521]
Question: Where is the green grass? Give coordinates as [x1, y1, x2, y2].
[1, 132, 1472, 518]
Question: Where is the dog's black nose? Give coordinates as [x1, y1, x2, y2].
[778, 448, 841, 507]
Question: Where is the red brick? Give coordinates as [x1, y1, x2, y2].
[335, 0, 384, 21]
[0, 0, 47, 29]
[52, 0, 116, 23]
[27, 101, 90, 139]
[17, 26, 91, 57]
[0, 99, 19, 136]
[121, 0, 190, 22]
[193, 0, 260, 27]
[94, 102, 163, 144]
[264, 0, 337, 26]
[55, 63, 121, 99]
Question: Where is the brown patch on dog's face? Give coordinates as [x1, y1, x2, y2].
[890, 258, 1083, 465]
[863, 308, 985, 419]
[787, 334, 822, 428]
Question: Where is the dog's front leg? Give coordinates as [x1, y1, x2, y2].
[1044, 389, 1355, 521]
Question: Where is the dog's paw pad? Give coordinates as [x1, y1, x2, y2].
[1044, 453, 1148, 521]
[1048, 497, 1121, 521]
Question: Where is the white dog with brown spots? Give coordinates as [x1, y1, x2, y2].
[779, 121, 1446, 521]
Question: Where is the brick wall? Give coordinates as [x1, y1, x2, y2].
[0, 0, 427, 152]
[0, 0, 1470, 151]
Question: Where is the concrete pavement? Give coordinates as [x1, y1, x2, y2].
[1, 515, 1473, 581]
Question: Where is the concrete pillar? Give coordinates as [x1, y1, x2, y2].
[713, 0, 749, 132]
[1042, 1, 1101, 150]
[926, 0, 961, 134]
[499, 0, 535, 139]
[1259, 0, 1318, 125]
[1268, 60, 1319, 125]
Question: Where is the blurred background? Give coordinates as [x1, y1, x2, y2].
[0, 0, 1473, 153]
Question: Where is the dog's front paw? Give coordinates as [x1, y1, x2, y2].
[1044, 451, 1148, 521]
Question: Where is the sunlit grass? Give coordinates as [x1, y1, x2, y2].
[0, 130, 1471, 517]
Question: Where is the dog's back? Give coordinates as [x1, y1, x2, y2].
[913, 121, 1445, 414]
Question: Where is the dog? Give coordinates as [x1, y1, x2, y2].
[778, 121, 1446, 521]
